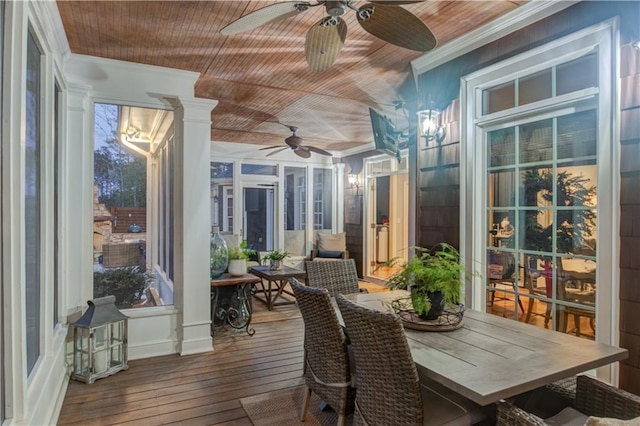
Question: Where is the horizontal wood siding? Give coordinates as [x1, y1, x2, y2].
[618, 38, 640, 394]
[416, 1, 640, 394]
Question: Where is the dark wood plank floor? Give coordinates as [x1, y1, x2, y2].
[58, 303, 305, 425]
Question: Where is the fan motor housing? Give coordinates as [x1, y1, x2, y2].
[325, 1, 347, 16]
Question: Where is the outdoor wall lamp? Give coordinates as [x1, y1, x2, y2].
[348, 173, 360, 195]
[417, 109, 446, 146]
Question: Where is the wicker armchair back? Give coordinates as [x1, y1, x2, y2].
[289, 278, 355, 425]
[335, 294, 423, 426]
[496, 375, 640, 425]
[305, 259, 359, 297]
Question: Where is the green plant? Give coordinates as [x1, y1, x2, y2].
[228, 240, 256, 260]
[93, 265, 152, 309]
[262, 249, 289, 263]
[386, 243, 466, 317]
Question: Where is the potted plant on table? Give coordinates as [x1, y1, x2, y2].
[386, 243, 466, 320]
[262, 250, 289, 271]
[227, 241, 256, 276]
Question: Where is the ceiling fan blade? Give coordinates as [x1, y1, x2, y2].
[259, 145, 284, 151]
[357, 3, 436, 52]
[305, 17, 347, 73]
[294, 147, 312, 158]
[220, 2, 312, 35]
[265, 147, 289, 157]
[306, 145, 333, 157]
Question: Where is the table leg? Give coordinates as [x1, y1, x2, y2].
[227, 283, 255, 336]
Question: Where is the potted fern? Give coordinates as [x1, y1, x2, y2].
[262, 250, 289, 270]
[227, 241, 256, 276]
[387, 243, 465, 320]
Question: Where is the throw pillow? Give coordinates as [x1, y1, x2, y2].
[317, 232, 346, 252]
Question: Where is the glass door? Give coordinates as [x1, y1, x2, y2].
[364, 155, 408, 282]
[242, 185, 276, 253]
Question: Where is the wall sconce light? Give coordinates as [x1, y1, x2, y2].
[348, 173, 360, 195]
[417, 109, 446, 146]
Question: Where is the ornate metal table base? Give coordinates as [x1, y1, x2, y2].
[210, 273, 262, 337]
[211, 283, 255, 335]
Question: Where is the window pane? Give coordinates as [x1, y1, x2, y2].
[557, 53, 597, 96]
[284, 167, 306, 256]
[241, 163, 277, 176]
[93, 104, 155, 309]
[519, 119, 553, 164]
[519, 69, 552, 106]
[25, 30, 42, 375]
[313, 168, 332, 230]
[488, 127, 515, 167]
[520, 167, 553, 207]
[488, 170, 515, 208]
[557, 110, 597, 159]
[482, 81, 515, 115]
[54, 81, 61, 327]
[211, 162, 233, 233]
[489, 211, 516, 249]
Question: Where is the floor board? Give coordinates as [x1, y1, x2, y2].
[58, 279, 586, 425]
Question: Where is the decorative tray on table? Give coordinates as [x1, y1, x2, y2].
[389, 297, 465, 332]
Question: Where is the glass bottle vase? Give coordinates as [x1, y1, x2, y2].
[210, 226, 228, 279]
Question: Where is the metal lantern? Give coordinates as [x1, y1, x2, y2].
[71, 295, 129, 384]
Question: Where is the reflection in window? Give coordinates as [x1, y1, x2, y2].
[487, 109, 598, 338]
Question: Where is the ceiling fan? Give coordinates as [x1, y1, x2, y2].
[220, 1, 436, 72]
[259, 125, 333, 158]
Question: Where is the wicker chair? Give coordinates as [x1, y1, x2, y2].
[335, 294, 487, 426]
[305, 259, 360, 297]
[497, 375, 640, 425]
[289, 278, 355, 426]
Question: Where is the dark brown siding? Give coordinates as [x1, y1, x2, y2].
[415, 1, 640, 393]
[618, 39, 640, 393]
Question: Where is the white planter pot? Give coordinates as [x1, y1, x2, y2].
[228, 259, 247, 276]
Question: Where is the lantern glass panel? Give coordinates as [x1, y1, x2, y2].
[110, 345, 123, 365]
[74, 327, 90, 376]
[110, 321, 124, 343]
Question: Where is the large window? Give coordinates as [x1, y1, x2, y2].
[25, 29, 42, 374]
[93, 103, 172, 308]
[463, 21, 616, 350]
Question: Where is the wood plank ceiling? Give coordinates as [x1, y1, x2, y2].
[57, 1, 526, 155]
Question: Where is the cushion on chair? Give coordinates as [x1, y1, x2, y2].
[316, 249, 344, 259]
[544, 406, 589, 425]
[317, 232, 346, 252]
[585, 417, 640, 426]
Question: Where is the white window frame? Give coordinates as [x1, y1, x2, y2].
[461, 19, 619, 382]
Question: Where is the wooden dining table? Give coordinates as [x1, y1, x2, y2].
[337, 290, 628, 406]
